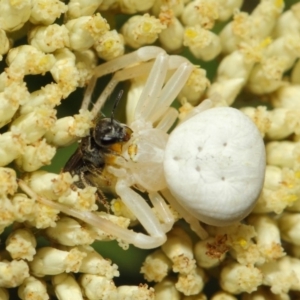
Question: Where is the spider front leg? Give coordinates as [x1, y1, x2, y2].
[18, 180, 168, 249]
[81, 46, 167, 114]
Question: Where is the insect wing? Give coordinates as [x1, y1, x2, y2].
[63, 146, 85, 174]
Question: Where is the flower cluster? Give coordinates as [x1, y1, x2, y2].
[1, 0, 300, 299]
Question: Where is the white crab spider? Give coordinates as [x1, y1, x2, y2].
[20, 46, 266, 249]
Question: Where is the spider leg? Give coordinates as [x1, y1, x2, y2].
[81, 46, 166, 113]
[18, 180, 166, 249]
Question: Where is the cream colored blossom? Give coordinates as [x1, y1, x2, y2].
[154, 278, 181, 300]
[18, 276, 48, 300]
[141, 249, 172, 282]
[0, 29, 10, 60]
[183, 25, 221, 61]
[119, 0, 156, 14]
[121, 14, 166, 48]
[161, 227, 196, 275]
[66, 14, 109, 51]
[45, 217, 95, 246]
[175, 267, 206, 296]
[29, 247, 86, 277]
[259, 256, 300, 295]
[28, 24, 70, 53]
[94, 29, 125, 61]
[0, 260, 29, 288]
[30, 0, 68, 25]
[0, 0, 31, 31]
[181, 0, 219, 29]
[220, 263, 263, 294]
[6, 229, 37, 261]
[52, 273, 83, 300]
[15, 139, 56, 172]
[159, 15, 184, 52]
[67, 0, 103, 19]
[45, 109, 93, 146]
[6, 45, 56, 80]
[117, 285, 155, 300]
[79, 274, 117, 300]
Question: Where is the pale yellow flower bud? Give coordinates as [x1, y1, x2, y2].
[176, 267, 206, 296]
[181, 0, 219, 29]
[120, 0, 155, 14]
[159, 16, 184, 52]
[30, 0, 68, 25]
[20, 83, 63, 115]
[11, 107, 56, 144]
[45, 109, 93, 146]
[29, 24, 70, 53]
[67, 0, 103, 19]
[240, 106, 270, 137]
[248, 215, 285, 262]
[162, 227, 196, 275]
[0, 80, 29, 128]
[18, 276, 48, 300]
[207, 78, 244, 106]
[253, 166, 300, 214]
[183, 26, 221, 61]
[6, 229, 37, 261]
[154, 278, 181, 300]
[50, 48, 80, 98]
[121, 14, 166, 48]
[15, 139, 56, 172]
[75, 50, 98, 87]
[117, 285, 155, 299]
[0, 260, 29, 288]
[11, 193, 36, 223]
[260, 256, 300, 295]
[141, 249, 172, 282]
[216, 0, 243, 22]
[0, 168, 18, 197]
[266, 141, 300, 168]
[45, 217, 95, 246]
[6, 45, 56, 80]
[79, 246, 119, 278]
[220, 263, 262, 294]
[94, 30, 125, 61]
[152, 0, 184, 17]
[79, 274, 117, 300]
[0, 197, 16, 230]
[0, 29, 10, 61]
[66, 14, 109, 51]
[178, 67, 210, 105]
[0, 129, 26, 167]
[273, 3, 300, 38]
[0, 0, 31, 31]
[279, 213, 300, 246]
[52, 273, 83, 300]
[194, 237, 226, 269]
[29, 247, 86, 276]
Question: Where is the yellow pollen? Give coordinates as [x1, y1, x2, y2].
[238, 238, 247, 248]
[185, 29, 197, 39]
[283, 194, 298, 203]
[143, 22, 152, 33]
[260, 37, 272, 49]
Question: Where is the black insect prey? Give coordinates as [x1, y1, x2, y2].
[63, 91, 132, 204]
